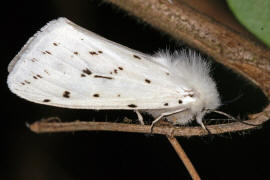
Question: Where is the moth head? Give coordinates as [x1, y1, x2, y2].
[189, 88, 220, 118]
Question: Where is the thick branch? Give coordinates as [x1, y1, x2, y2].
[106, 0, 270, 95]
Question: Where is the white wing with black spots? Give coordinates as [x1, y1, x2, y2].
[7, 18, 198, 110]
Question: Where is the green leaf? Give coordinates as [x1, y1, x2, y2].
[227, 0, 270, 47]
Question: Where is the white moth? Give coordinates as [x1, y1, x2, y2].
[7, 17, 220, 129]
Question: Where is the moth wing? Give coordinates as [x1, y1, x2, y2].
[7, 17, 194, 110]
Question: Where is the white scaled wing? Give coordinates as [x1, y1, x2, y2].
[7, 17, 195, 110]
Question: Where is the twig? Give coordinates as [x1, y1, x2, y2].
[29, 118, 206, 179]
[28, 118, 262, 136]
[167, 136, 201, 180]
[135, 113, 201, 179]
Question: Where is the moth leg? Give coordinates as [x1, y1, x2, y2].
[135, 110, 144, 125]
[196, 116, 211, 134]
[150, 108, 186, 132]
[41, 116, 61, 123]
[198, 121, 207, 130]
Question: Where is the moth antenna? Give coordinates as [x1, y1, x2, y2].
[211, 110, 259, 127]
[221, 94, 243, 106]
[208, 118, 231, 121]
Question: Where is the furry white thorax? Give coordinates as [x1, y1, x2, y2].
[145, 50, 220, 125]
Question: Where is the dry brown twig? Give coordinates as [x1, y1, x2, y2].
[167, 136, 201, 180]
[28, 0, 270, 180]
[29, 118, 261, 136]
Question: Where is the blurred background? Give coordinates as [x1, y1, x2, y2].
[1, 0, 270, 179]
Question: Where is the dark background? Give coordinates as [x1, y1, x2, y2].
[2, 0, 270, 180]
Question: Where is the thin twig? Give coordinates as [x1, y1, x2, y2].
[136, 115, 201, 179]
[28, 117, 263, 136]
[167, 136, 201, 180]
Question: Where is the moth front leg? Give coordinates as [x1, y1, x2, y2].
[135, 110, 144, 125]
[196, 113, 211, 133]
[150, 108, 187, 132]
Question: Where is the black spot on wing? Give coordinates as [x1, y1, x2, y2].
[74, 51, 79, 55]
[133, 55, 141, 59]
[94, 75, 113, 80]
[184, 93, 195, 98]
[178, 99, 183, 104]
[164, 103, 169, 106]
[93, 93, 100, 97]
[43, 99, 51, 102]
[63, 91, 70, 98]
[33, 74, 42, 79]
[145, 79, 151, 84]
[89, 51, 98, 55]
[81, 74, 86, 77]
[45, 51, 52, 55]
[37, 74, 42, 78]
[82, 68, 92, 75]
[31, 58, 38, 62]
[118, 67, 123, 70]
[25, 80, 30, 84]
[53, 42, 58, 46]
[128, 104, 137, 108]
[98, 51, 103, 54]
